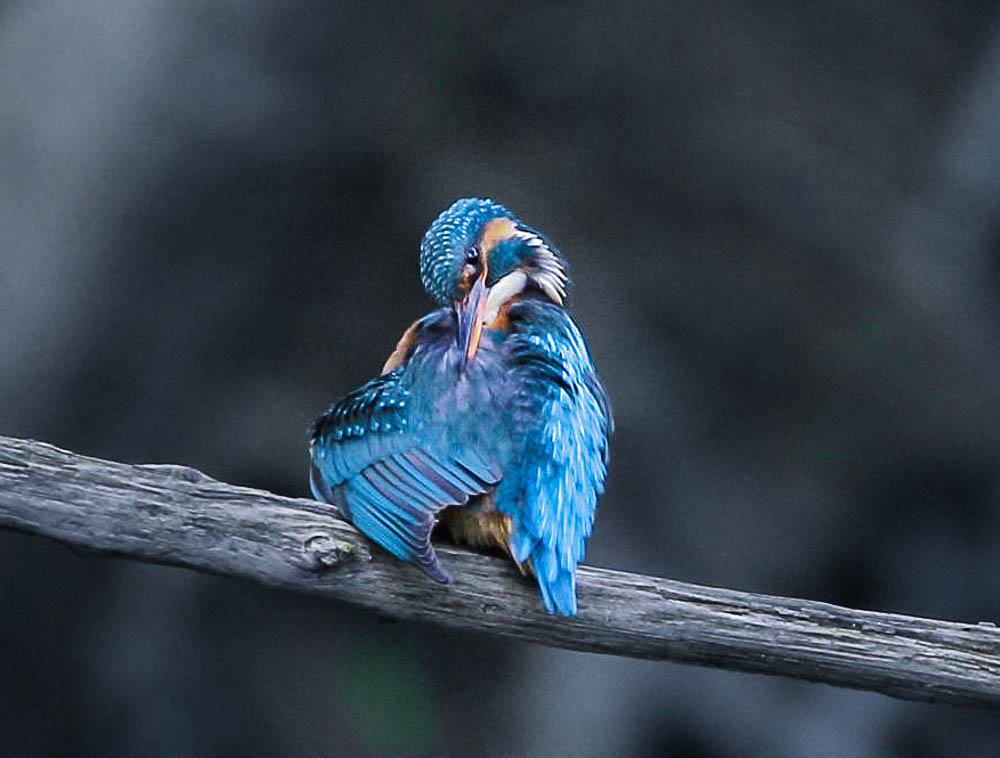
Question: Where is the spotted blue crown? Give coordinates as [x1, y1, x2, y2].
[419, 198, 516, 305]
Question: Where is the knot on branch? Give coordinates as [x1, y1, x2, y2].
[303, 533, 355, 571]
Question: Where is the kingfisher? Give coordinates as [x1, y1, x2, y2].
[309, 198, 611, 615]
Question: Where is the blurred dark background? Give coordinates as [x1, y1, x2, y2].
[3, 1, 1000, 755]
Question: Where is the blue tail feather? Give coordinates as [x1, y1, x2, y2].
[534, 553, 577, 616]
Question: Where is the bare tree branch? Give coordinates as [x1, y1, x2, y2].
[1, 434, 998, 709]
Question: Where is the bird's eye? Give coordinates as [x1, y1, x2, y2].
[464, 246, 479, 263]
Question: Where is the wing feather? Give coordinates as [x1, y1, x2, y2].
[310, 313, 504, 584]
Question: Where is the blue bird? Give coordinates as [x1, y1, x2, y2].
[309, 198, 611, 615]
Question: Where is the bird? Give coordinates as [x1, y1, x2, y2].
[309, 197, 611, 615]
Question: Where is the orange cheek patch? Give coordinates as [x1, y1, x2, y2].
[478, 217, 517, 257]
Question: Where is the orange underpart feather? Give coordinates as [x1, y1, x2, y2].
[439, 494, 530, 575]
[381, 318, 424, 374]
[485, 299, 516, 333]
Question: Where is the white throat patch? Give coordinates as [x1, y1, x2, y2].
[483, 270, 528, 326]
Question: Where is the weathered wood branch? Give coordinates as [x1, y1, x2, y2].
[1, 435, 998, 709]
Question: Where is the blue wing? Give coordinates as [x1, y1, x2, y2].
[310, 312, 505, 583]
[494, 300, 612, 615]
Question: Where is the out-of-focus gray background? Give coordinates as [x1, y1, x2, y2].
[3, 1, 1000, 755]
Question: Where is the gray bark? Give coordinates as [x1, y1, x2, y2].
[1, 435, 998, 709]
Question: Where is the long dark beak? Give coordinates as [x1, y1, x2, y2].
[456, 270, 489, 366]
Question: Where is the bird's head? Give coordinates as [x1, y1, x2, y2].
[419, 197, 568, 363]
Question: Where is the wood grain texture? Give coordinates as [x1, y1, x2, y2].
[1, 434, 998, 709]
